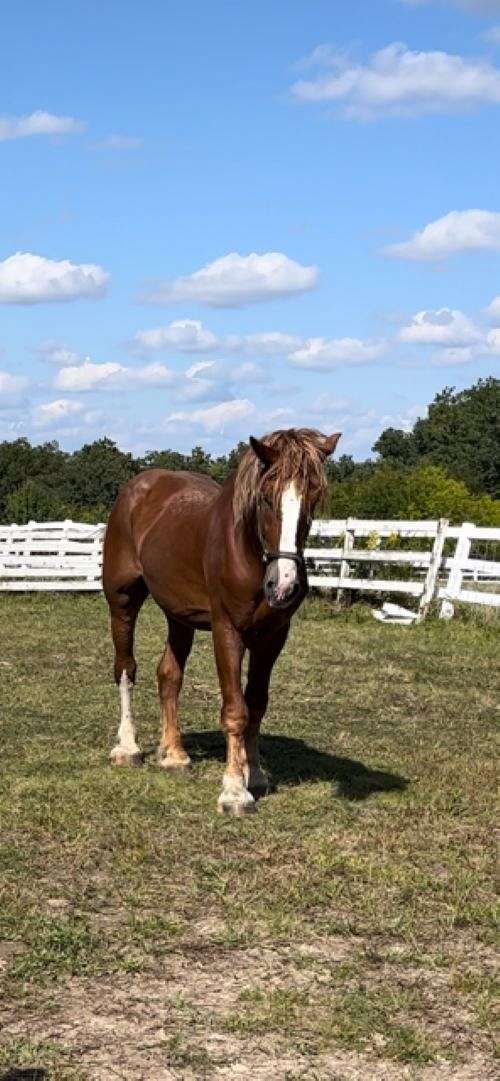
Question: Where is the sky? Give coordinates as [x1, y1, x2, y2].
[1, 0, 499, 460]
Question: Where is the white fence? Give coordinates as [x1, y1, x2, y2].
[0, 518, 499, 621]
[307, 518, 500, 621]
[0, 521, 104, 591]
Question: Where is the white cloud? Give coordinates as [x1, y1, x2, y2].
[389, 404, 428, 430]
[485, 328, 500, 352]
[132, 319, 218, 353]
[306, 392, 353, 416]
[231, 361, 269, 384]
[289, 337, 385, 369]
[0, 252, 109, 304]
[94, 134, 142, 150]
[35, 339, 81, 366]
[141, 252, 318, 308]
[34, 399, 84, 427]
[226, 331, 303, 355]
[55, 360, 175, 392]
[258, 407, 296, 426]
[430, 346, 477, 365]
[385, 209, 500, 261]
[0, 370, 29, 405]
[179, 358, 270, 404]
[485, 294, 500, 322]
[166, 399, 256, 433]
[0, 110, 85, 141]
[132, 321, 302, 357]
[185, 360, 217, 379]
[55, 361, 122, 391]
[483, 25, 500, 42]
[132, 362, 176, 386]
[291, 42, 500, 119]
[294, 44, 340, 71]
[399, 308, 483, 345]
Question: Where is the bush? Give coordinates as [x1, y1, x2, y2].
[328, 464, 500, 526]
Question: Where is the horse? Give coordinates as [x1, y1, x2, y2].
[102, 427, 340, 815]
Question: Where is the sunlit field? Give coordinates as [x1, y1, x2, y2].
[0, 593, 497, 1080]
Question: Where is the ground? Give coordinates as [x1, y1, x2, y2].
[0, 593, 497, 1081]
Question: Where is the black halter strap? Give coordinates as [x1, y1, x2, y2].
[262, 549, 305, 566]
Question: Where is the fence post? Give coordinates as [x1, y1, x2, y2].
[89, 524, 103, 584]
[59, 520, 71, 570]
[22, 520, 35, 573]
[336, 517, 355, 606]
[416, 517, 448, 622]
[440, 522, 473, 620]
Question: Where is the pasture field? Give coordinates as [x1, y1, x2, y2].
[0, 594, 498, 1081]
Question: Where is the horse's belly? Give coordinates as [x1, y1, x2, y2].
[136, 485, 213, 626]
[140, 557, 210, 624]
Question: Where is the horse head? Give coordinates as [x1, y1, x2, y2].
[234, 428, 341, 609]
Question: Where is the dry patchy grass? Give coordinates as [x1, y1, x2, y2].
[0, 593, 498, 1080]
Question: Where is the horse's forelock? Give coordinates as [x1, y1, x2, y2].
[233, 428, 328, 524]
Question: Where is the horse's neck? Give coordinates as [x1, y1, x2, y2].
[222, 474, 262, 564]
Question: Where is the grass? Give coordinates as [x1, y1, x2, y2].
[0, 592, 498, 1080]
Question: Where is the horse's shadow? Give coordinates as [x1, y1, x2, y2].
[0, 1071, 47, 1080]
[184, 730, 408, 800]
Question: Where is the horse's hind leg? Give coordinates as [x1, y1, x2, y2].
[107, 578, 149, 767]
[156, 617, 194, 771]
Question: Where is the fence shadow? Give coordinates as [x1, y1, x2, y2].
[184, 730, 408, 801]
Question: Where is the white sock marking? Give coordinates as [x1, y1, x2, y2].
[218, 773, 255, 808]
[115, 671, 140, 754]
[277, 481, 301, 596]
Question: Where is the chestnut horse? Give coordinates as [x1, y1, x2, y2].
[102, 427, 340, 814]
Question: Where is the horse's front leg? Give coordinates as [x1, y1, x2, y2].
[244, 624, 289, 798]
[211, 616, 255, 816]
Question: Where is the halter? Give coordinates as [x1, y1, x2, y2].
[262, 549, 305, 568]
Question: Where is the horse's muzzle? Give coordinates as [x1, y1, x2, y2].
[263, 553, 307, 610]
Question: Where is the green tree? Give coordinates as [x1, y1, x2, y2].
[0, 438, 68, 518]
[63, 438, 139, 510]
[139, 448, 189, 471]
[372, 428, 418, 467]
[210, 441, 248, 484]
[187, 445, 213, 474]
[4, 480, 70, 524]
[374, 378, 500, 496]
[328, 463, 500, 526]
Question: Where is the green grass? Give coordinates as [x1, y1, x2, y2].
[0, 593, 497, 1079]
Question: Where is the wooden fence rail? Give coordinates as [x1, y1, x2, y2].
[307, 518, 500, 621]
[0, 521, 104, 592]
[0, 519, 499, 621]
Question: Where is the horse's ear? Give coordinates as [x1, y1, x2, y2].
[249, 436, 279, 467]
[318, 432, 341, 458]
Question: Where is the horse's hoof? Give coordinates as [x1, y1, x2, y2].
[109, 747, 144, 767]
[217, 775, 256, 816]
[217, 798, 257, 816]
[157, 752, 192, 772]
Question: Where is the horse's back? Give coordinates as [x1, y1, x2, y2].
[103, 469, 221, 625]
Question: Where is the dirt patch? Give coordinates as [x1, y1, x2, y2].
[1, 938, 497, 1080]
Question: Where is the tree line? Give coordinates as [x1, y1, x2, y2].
[1, 377, 498, 527]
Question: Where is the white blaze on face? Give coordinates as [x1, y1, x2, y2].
[277, 480, 302, 598]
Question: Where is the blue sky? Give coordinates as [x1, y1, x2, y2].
[1, 0, 499, 458]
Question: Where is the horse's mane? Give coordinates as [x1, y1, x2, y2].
[233, 428, 328, 524]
